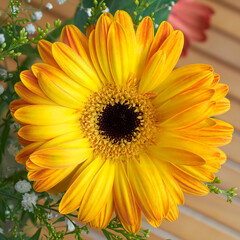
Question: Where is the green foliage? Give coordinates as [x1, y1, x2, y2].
[207, 177, 238, 203]
[74, 0, 179, 34]
[103, 217, 150, 240]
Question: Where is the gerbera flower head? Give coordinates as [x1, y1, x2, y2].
[10, 10, 233, 233]
[168, 0, 214, 56]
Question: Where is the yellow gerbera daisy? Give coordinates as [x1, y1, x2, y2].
[10, 11, 233, 233]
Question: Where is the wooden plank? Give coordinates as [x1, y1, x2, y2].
[211, 0, 240, 10]
[198, 0, 240, 40]
[160, 205, 240, 240]
[221, 133, 240, 165]
[217, 97, 240, 132]
[217, 161, 240, 197]
[192, 30, 240, 71]
[177, 49, 240, 102]
[184, 194, 240, 233]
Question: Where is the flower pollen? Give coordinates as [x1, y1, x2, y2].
[80, 85, 156, 160]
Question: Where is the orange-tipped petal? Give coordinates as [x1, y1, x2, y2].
[89, 193, 114, 229]
[78, 160, 115, 222]
[128, 154, 168, 227]
[30, 145, 92, 169]
[113, 162, 141, 233]
[14, 105, 81, 125]
[135, 17, 154, 80]
[107, 21, 132, 87]
[38, 40, 59, 68]
[61, 25, 92, 67]
[147, 21, 174, 60]
[59, 157, 105, 214]
[52, 42, 101, 91]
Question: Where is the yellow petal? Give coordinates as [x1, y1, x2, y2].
[185, 119, 233, 147]
[59, 157, 105, 214]
[127, 154, 168, 227]
[159, 101, 216, 129]
[147, 21, 174, 61]
[89, 193, 114, 229]
[212, 84, 228, 102]
[16, 141, 44, 164]
[78, 160, 115, 222]
[158, 30, 184, 81]
[114, 10, 137, 74]
[171, 165, 209, 196]
[135, 17, 154, 80]
[156, 131, 221, 163]
[18, 122, 80, 141]
[89, 30, 108, 83]
[30, 145, 92, 168]
[14, 105, 81, 125]
[20, 70, 48, 98]
[174, 164, 215, 182]
[154, 64, 213, 100]
[37, 131, 84, 150]
[113, 162, 141, 233]
[15, 82, 55, 105]
[38, 40, 59, 68]
[152, 160, 183, 206]
[33, 167, 76, 192]
[94, 14, 114, 83]
[212, 98, 230, 116]
[107, 21, 132, 86]
[165, 196, 179, 222]
[52, 42, 101, 91]
[150, 146, 205, 166]
[156, 88, 215, 122]
[139, 50, 166, 92]
[61, 25, 91, 66]
[32, 63, 90, 106]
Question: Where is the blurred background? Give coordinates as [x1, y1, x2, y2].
[1, 0, 240, 239]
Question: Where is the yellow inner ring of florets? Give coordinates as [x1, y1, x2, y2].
[80, 85, 157, 160]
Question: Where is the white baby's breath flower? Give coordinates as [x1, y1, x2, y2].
[26, 23, 36, 34]
[15, 180, 32, 193]
[154, 24, 159, 29]
[48, 193, 62, 201]
[46, 3, 53, 10]
[102, 7, 109, 13]
[168, 6, 172, 11]
[57, 0, 66, 5]
[11, 6, 19, 15]
[171, 1, 175, 6]
[21, 192, 38, 212]
[0, 34, 5, 44]
[86, 8, 92, 17]
[0, 68, 7, 80]
[0, 85, 4, 95]
[27, 0, 31, 3]
[0, 227, 3, 234]
[10, 122, 20, 131]
[7, 143, 19, 156]
[47, 212, 53, 219]
[67, 220, 75, 232]
[31, 11, 43, 20]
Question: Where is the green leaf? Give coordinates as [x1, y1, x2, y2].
[0, 197, 7, 222]
[102, 229, 112, 240]
[46, 18, 74, 42]
[53, 216, 65, 224]
[139, 0, 179, 26]
[29, 228, 42, 240]
[0, 233, 8, 240]
[74, 3, 91, 33]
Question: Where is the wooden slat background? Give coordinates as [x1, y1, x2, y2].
[1, 0, 240, 239]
